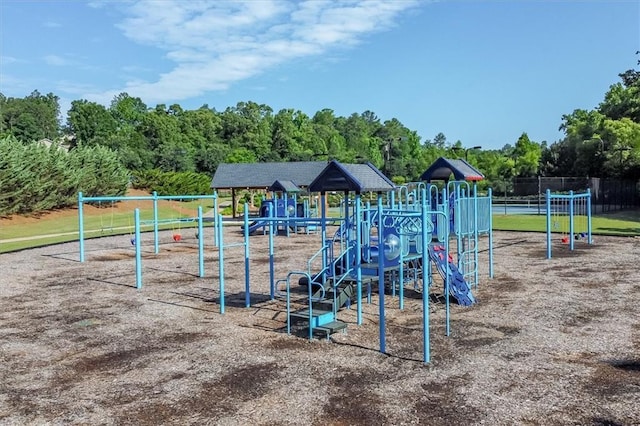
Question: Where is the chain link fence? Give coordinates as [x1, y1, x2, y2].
[507, 177, 640, 214]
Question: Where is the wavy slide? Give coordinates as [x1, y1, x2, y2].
[428, 244, 476, 306]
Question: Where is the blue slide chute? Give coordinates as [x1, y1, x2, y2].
[246, 220, 268, 235]
[428, 244, 476, 306]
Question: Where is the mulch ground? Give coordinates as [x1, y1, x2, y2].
[1, 228, 639, 425]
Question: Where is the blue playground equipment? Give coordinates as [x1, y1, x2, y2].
[77, 192, 217, 290]
[79, 158, 494, 364]
[245, 196, 298, 235]
[428, 244, 475, 306]
[244, 180, 318, 236]
[77, 191, 217, 262]
[546, 189, 593, 258]
[251, 160, 494, 363]
[129, 206, 206, 289]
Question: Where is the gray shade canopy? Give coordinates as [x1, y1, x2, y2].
[268, 180, 301, 193]
[308, 160, 395, 193]
[211, 161, 327, 189]
[420, 157, 484, 182]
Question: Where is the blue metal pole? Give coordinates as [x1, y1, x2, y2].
[78, 192, 85, 263]
[244, 205, 250, 308]
[153, 191, 159, 254]
[218, 213, 225, 314]
[569, 190, 575, 251]
[444, 188, 450, 336]
[284, 192, 290, 237]
[269, 202, 275, 300]
[286, 276, 291, 335]
[488, 188, 494, 278]
[355, 193, 363, 325]
[213, 192, 219, 247]
[377, 195, 386, 354]
[421, 188, 430, 363]
[321, 193, 327, 282]
[546, 189, 552, 259]
[587, 190, 593, 244]
[473, 183, 479, 289]
[198, 206, 204, 278]
[135, 208, 142, 290]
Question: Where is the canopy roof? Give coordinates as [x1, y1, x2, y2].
[420, 157, 484, 182]
[211, 161, 327, 189]
[268, 179, 301, 193]
[308, 160, 395, 193]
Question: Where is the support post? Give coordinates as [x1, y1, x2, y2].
[153, 191, 159, 254]
[198, 206, 204, 278]
[587, 189, 593, 244]
[78, 192, 85, 262]
[546, 189, 552, 259]
[269, 203, 275, 299]
[421, 187, 430, 363]
[135, 208, 142, 290]
[377, 196, 386, 354]
[569, 190, 575, 251]
[218, 213, 225, 314]
[244, 205, 251, 307]
[355, 192, 362, 325]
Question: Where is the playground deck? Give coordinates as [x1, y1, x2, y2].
[1, 229, 639, 425]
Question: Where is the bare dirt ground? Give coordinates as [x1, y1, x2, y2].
[1, 228, 639, 425]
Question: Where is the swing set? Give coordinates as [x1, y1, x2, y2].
[545, 189, 593, 258]
[78, 191, 218, 262]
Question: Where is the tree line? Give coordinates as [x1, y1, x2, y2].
[1, 56, 638, 195]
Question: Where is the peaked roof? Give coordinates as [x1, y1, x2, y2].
[420, 157, 484, 182]
[210, 161, 327, 189]
[308, 160, 396, 193]
[268, 179, 301, 193]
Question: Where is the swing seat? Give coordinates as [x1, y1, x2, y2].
[561, 236, 569, 244]
[173, 234, 182, 242]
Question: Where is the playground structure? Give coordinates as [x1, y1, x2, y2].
[244, 183, 319, 236]
[545, 189, 593, 259]
[234, 160, 493, 363]
[77, 158, 494, 363]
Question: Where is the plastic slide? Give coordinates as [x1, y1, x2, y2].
[246, 220, 267, 235]
[428, 244, 476, 306]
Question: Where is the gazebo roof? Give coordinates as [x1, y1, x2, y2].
[268, 179, 301, 193]
[420, 157, 484, 182]
[210, 161, 327, 189]
[308, 160, 395, 193]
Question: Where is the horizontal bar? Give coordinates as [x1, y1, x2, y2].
[80, 194, 217, 202]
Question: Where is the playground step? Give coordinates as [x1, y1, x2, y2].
[314, 320, 348, 337]
[296, 320, 348, 340]
[289, 309, 335, 327]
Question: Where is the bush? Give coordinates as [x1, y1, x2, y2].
[131, 169, 212, 196]
[0, 137, 129, 216]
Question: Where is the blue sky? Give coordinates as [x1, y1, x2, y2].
[1, 0, 638, 150]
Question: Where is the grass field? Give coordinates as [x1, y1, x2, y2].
[0, 197, 218, 253]
[492, 209, 640, 236]
[1, 202, 639, 253]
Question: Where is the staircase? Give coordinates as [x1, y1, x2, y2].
[284, 240, 357, 339]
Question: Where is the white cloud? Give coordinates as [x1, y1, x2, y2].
[44, 21, 62, 28]
[86, 0, 420, 105]
[1, 55, 19, 64]
[44, 54, 69, 66]
[56, 80, 101, 95]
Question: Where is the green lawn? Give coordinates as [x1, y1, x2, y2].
[492, 210, 640, 236]
[0, 202, 216, 253]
